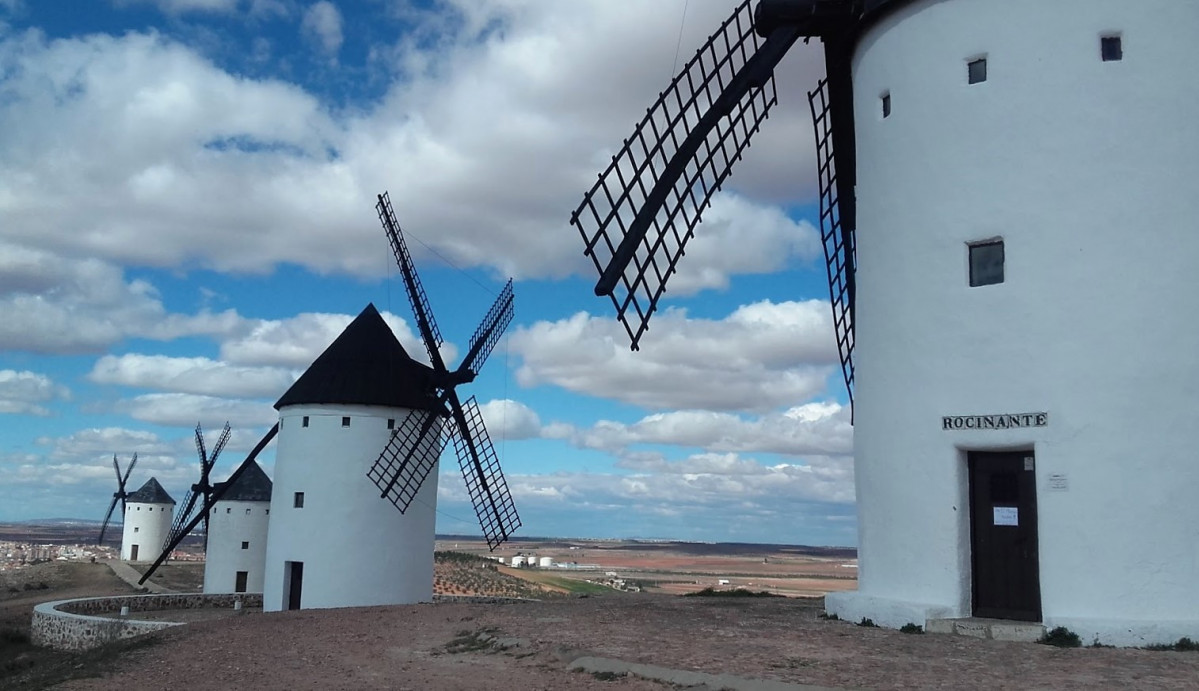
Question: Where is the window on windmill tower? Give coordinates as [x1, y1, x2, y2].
[302, 416, 309, 428]
[226, 507, 231, 514]
[1101, 35, 1123, 61]
[294, 491, 305, 508]
[134, 527, 139, 533]
[387, 418, 396, 430]
[342, 416, 351, 427]
[967, 57, 987, 84]
[241, 541, 249, 550]
[969, 240, 1005, 287]
[881, 92, 891, 118]
[245, 508, 251, 515]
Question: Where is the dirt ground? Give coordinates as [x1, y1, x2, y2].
[45, 592, 1199, 690]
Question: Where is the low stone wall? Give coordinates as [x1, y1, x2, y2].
[32, 592, 263, 651]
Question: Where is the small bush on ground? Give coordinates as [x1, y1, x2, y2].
[900, 623, 924, 634]
[857, 618, 878, 628]
[683, 587, 782, 598]
[818, 612, 839, 621]
[1039, 626, 1082, 648]
[1145, 637, 1199, 652]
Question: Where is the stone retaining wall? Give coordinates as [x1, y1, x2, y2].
[32, 592, 263, 651]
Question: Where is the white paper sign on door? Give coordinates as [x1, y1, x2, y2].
[993, 506, 1019, 526]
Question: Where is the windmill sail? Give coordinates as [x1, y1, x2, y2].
[98, 453, 137, 545]
[449, 395, 520, 550]
[138, 423, 278, 585]
[570, 0, 789, 349]
[809, 77, 855, 416]
[369, 191, 520, 549]
[572, 0, 859, 415]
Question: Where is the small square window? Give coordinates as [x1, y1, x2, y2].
[245, 508, 252, 515]
[968, 57, 987, 84]
[302, 416, 309, 428]
[294, 491, 305, 508]
[969, 240, 1005, 287]
[226, 507, 231, 514]
[881, 92, 891, 118]
[265, 509, 270, 515]
[134, 527, 139, 533]
[1101, 35, 1122, 61]
[387, 418, 395, 430]
[341, 416, 351, 427]
[241, 541, 249, 550]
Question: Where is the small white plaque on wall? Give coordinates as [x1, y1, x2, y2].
[1048, 473, 1069, 491]
[993, 506, 1019, 526]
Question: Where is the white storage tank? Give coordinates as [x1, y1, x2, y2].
[823, 0, 1199, 646]
[204, 460, 272, 594]
[120, 478, 174, 562]
[510, 556, 525, 568]
[538, 557, 553, 568]
[262, 304, 442, 611]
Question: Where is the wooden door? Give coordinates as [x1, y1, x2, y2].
[969, 451, 1041, 621]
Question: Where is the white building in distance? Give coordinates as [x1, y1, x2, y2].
[822, 0, 1199, 646]
[204, 460, 272, 594]
[262, 304, 441, 611]
[120, 478, 174, 563]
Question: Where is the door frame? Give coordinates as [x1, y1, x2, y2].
[966, 448, 1042, 621]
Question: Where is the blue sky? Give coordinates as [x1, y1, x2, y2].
[0, 0, 854, 545]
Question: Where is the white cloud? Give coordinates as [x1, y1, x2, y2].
[301, 1, 343, 55]
[218, 308, 448, 368]
[117, 0, 241, 15]
[0, 369, 69, 416]
[0, 2, 822, 285]
[477, 398, 541, 440]
[509, 300, 837, 412]
[119, 393, 278, 428]
[564, 402, 852, 457]
[0, 242, 242, 354]
[505, 451, 854, 508]
[89, 354, 297, 398]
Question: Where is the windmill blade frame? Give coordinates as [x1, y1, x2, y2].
[377, 192, 447, 372]
[447, 394, 520, 550]
[368, 409, 449, 513]
[458, 279, 514, 377]
[98, 452, 137, 545]
[570, 0, 860, 414]
[139, 423, 279, 585]
[570, 0, 790, 350]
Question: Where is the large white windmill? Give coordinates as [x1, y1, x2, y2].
[573, 0, 1199, 646]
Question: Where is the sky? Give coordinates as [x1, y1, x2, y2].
[0, 0, 855, 546]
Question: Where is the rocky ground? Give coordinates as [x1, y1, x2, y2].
[26, 592, 1199, 690]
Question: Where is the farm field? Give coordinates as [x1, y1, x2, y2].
[435, 537, 857, 598]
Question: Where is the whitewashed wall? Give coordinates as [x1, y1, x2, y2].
[826, 0, 1199, 646]
[262, 404, 439, 611]
[204, 498, 270, 594]
[120, 501, 173, 562]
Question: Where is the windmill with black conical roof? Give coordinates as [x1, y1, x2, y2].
[120, 477, 174, 562]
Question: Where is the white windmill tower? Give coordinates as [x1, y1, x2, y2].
[203, 460, 272, 594]
[262, 192, 520, 612]
[573, 0, 1199, 646]
[120, 477, 174, 562]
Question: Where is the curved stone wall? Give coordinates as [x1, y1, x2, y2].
[32, 592, 263, 651]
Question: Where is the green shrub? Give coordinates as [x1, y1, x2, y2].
[857, 617, 878, 628]
[900, 623, 924, 634]
[818, 612, 839, 621]
[1039, 626, 1081, 648]
[1145, 637, 1199, 652]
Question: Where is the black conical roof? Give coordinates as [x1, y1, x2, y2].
[214, 460, 272, 502]
[274, 303, 439, 411]
[127, 477, 175, 505]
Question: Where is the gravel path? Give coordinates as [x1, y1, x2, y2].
[58, 594, 1199, 690]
